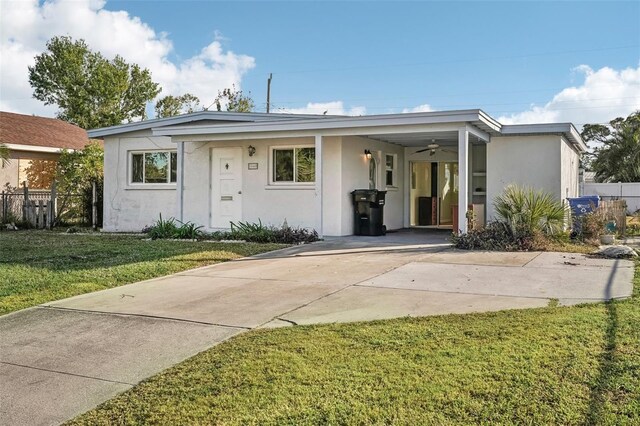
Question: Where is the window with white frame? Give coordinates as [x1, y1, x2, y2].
[130, 151, 177, 184]
[271, 146, 315, 183]
[385, 154, 396, 187]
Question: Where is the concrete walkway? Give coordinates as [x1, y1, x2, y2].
[0, 232, 635, 425]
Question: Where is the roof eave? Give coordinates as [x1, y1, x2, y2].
[87, 111, 344, 138]
[151, 109, 489, 137]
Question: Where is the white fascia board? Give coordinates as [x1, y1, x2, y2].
[501, 123, 587, 152]
[567, 124, 588, 152]
[501, 123, 571, 135]
[168, 123, 471, 143]
[87, 111, 341, 138]
[4, 143, 64, 153]
[87, 111, 248, 138]
[153, 110, 486, 137]
[465, 124, 491, 142]
[477, 109, 502, 133]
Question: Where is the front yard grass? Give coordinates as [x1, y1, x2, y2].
[71, 262, 640, 425]
[0, 231, 284, 315]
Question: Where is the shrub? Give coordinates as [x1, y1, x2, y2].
[66, 226, 81, 234]
[494, 185, 567, 236]
[628, 213, 640, 236]
[146, 214, 178, 240]
[207, 220, 320, 244]
[453, 185, 569, 252]
[228, 219, 276, 243]
[451, 221, 535, 251]
[174, 220, 203, 240]
[144, 216, 320, 244]
[273, 225, 319, 244]
[144, 216, 203, 240]
[13, 219, 35, 230]
[576, 207, 606, 241]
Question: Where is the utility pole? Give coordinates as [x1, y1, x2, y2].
[266, 73, 272, 113]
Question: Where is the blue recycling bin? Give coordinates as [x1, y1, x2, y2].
[568, 196, 600, 233]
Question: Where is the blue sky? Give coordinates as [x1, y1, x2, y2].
[1, 1, 639, 125]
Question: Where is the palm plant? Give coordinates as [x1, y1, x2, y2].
[296, 148, 315, 182]
[494, 185, 567, 235]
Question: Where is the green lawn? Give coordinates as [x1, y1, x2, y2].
[0, 231, 284, 315]
[70, 262, 640, 425]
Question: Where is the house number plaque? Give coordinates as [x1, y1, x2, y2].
[248, 163, 258, 170]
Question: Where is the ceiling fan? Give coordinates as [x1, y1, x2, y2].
[414, 140, 456, 156]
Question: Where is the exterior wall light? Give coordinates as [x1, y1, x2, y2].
[248, 145, 256, 157]
[364, 149, 372, 159]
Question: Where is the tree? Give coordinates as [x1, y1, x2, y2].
[55, 142, 104, 223]
[213, 85, 254, 112]
[24, 159, 57, 189]
[0, 144, 9, 167]
[155, 93, 201, 118]
[582, 111, 640, 182]
[28, 36, 161, 129]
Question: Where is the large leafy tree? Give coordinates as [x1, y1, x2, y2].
[54, 142, 104, 222]
[29, 36, 161, 129]
[155, 93, 201, 118]
[213, 85, 254, 112]
[581, 111, 640, 182]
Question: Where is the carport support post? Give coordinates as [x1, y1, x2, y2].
[315, 134, 323, 238]
[458, 128, 469, 234]
[177, 141, 185, 222]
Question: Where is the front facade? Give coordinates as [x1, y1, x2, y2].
[89, 110, 586, 236]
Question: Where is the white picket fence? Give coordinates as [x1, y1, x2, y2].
[583, 182, 640, 214]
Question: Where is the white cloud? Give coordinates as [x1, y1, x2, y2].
[499, 65, 640, 125]
[402, 103, 434, 113]
[278, 101, 366, 116]
[0, 0, 255, 117]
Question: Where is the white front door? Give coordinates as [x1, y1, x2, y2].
[210, 147, 243, 228]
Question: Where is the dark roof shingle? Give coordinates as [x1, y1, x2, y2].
[0, 111, 89, 150]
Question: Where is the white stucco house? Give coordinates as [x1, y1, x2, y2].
[88, 109, 586, 236]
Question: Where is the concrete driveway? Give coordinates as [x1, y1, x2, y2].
[0, 230, 635, 425]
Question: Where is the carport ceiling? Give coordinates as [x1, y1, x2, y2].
[364, 131, 483, 147]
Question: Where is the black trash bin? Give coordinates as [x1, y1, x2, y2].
[351, 189, 387, 236]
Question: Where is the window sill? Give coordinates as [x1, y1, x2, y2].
[264, 184, 315, 190]
[386, 186, 399, 191]
[125, 184, 176, 191]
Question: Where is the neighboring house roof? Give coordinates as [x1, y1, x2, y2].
[87, 108, 587, 152]
[584, 171, 596, 182]
[87, 110, 342, 138]
[0, 111, 89, 152]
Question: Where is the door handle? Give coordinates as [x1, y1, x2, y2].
[221, 195, 233, 201]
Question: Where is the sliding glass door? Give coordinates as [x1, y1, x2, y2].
[410, 161, 459, 227]
[438, 162, 459, 225]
